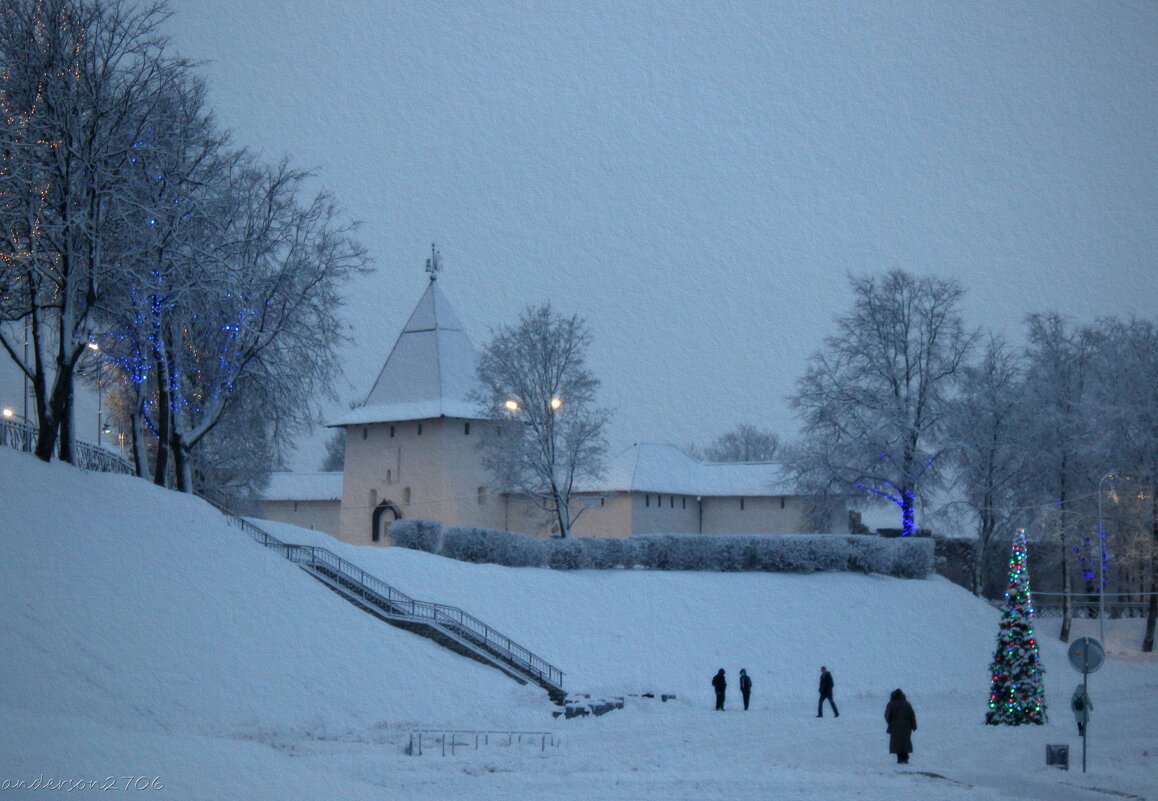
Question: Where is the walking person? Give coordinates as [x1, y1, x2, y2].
[1071, 684, 1093, 736]
[739, 669, 752, 711]
[884, 688, 917, 764]
[817, 666, 839, 717]
[712, 669, 727, 711]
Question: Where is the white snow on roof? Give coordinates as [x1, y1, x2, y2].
[583, 443, 789, 496]
[329, 280, 485, 426]
[328, 400, 482, 427]
[261, 471, 343, 502]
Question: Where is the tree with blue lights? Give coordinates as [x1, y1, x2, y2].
[102, 156, 367, 495]
[785, 270, 977, 535]
[986, 529, 1047, 725]
[0, 0, 185, 464]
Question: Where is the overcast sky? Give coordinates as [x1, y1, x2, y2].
[6, 1, 1157, 470]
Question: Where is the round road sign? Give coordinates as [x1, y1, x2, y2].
[1067, 636, 1105, 674]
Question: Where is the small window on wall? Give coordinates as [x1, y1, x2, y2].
[390, 425, 395, 438]
[740, 497, 746, 510]
[600, 497, 605, 507]
[682, 497, 687, 509]
[417, 423, 423, 436]
[670, 496, 674, 508]
[386, 469, 392, 484]
[362, 428, 368, 440]
[645, 495, 650, 508]
[403, 487, 411, 505]
[477, 487, 486, 504]
[780, 496, 786, 509]
[464, 422, 471, 435]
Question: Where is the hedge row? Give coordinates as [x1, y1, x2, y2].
[388, 520, 933, 578]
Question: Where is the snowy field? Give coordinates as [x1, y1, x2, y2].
[1, 447, 1155, 801]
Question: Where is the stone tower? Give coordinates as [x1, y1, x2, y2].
[330, 261, 506, 544]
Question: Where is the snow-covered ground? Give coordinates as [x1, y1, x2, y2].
[1, 447, 1155, 800]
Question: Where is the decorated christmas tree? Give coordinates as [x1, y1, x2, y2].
[986, 529, 1047, 725]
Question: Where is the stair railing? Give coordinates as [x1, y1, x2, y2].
[283, 543, 564, 689]
[215, 513, 564, 693]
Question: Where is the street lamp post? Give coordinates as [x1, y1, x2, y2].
[1096, 471, 1116, 643]
[87, 342, 103, 446]
[102, 414, 125, 459]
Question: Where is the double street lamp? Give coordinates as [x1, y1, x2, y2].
[504, 396, 563, 414]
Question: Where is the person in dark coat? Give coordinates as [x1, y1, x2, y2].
[1071, 684, 1093, 736]
[739, 669, 752, 711]
[817, 666, 839, 717]
[884, 688, 917, 763]
[712, 669, 727, 711]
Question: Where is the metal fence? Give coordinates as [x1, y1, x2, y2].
[0, 417, 133, 475]
[994, 592, 1156, 619]
[406, 729, 560, 756]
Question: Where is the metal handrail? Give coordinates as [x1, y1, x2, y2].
[282, 543, 564, 688]
[0, 417, 133, 475]
[211, 509, 564, 691]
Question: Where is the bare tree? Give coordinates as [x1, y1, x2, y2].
[0, 0, 186, 462]
[945, 335, 1028, 594]
[785, 270, 976, 535]
[91, 69, 233, 479]
[155, 160, 368, 492]
[473, 303, 610, 537]
[702, 423, 780, 462]
[1017, 313, 1098, 641]
[320, 429, 345, 472]
[1084, 317, 1158, 650]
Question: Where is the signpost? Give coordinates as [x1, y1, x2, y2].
[1067, 637, 1104, 773]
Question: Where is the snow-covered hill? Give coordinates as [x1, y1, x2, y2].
[1, 447, 1155, 800]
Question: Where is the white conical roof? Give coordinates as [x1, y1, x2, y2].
[328, 280, 483, 425]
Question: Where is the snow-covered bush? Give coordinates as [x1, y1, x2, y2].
[387, 519, 443, 552]
[390, 521, 933, 577]
[582, 537, 637, 569]
[544, 537, 587, 569]
[440, 526, 541, 565]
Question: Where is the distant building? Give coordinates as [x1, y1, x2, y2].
[260, 472, 343, 535]
[258, 264, 847, 544]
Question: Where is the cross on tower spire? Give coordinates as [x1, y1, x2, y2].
[425, 243, 442, 281]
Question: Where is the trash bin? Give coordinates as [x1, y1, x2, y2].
[1046, 744, 1069, 770]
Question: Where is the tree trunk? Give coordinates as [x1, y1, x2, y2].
[901, 487, 916, 536]
[1144, 492, 1157, 652]
[1059, 532, 1073, 642]
[151, 355, 171, 486]
[554, 485, 570, 538]
[172, 437, 192, 493]
[1058, 476, 1073, 642]
[974, 498, 995, 596]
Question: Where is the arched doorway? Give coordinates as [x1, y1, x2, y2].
[371, 500, 403, 543]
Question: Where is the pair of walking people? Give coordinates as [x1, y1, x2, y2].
[711, 668, 753, 711]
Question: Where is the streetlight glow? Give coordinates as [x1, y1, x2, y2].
[549, 397, 563, 411]
[504, 399, 520, 413]
[2, 407, 14, 418]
